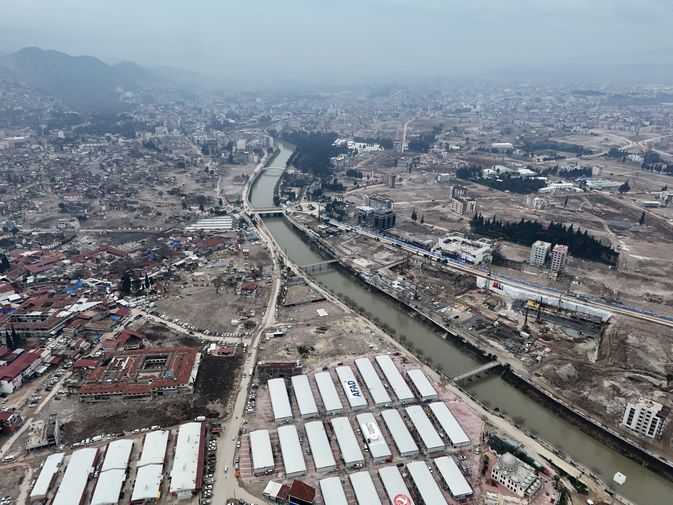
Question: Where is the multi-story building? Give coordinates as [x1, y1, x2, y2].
[621, 398, 669, 439]
[491, 453, 542, 498]
[385, 174, 396, 188]
[449, 196, 476, 215]
[449, 185, 468, 199]
[357, 196, 396, 230]
[57, 217, 80, 231]
[433, 233, 494, 265]
[524, 195, 546, 210]
[550, 244, 569, 272]
[436, 173, 451, 183]
[529, 241, 552, 266]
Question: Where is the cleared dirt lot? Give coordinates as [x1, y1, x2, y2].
[57, 352, 243, 443]
[258, 299, 395, 368]
[154, 243, 272, 333]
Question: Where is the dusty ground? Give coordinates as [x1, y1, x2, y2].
[257, 299, 395, 368]
[0, 465, 24, 502]
[154, 243, 272, 333]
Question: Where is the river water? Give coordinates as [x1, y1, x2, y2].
[251, 144, 672, 504]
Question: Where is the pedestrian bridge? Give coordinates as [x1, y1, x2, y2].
[452, 361, 502, 384]
[248, 207, 285, 217]
[299, 259, 339, 272]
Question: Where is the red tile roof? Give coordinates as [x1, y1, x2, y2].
[0, 411, 16, 422]
[72, 359, 99, 369]
[78, 347, 198, 397]
[0, 351, 41, 381]
[289, 480, 315, 502]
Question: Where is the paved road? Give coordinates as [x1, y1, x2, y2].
[401, 117, 415, 153]
[212, 215, 281, 504]
[0, 371, 72, 457]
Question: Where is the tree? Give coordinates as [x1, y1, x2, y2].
[639, 211, 646, 226]
[0, 253, 9, 274]
[470, 213, 619, 265]
[411, 208, 418, 221]
[218, 197, 223, 206]
[120, 272, 132, 295]
[199, 201, 205, 213]
[213, 275, 224, 295]
[10, 325, 20, 348]
[158, 190, 163, 200]
[662, 185, 668, 192]
[618, 179, 631, 194]
[4, 329, 13, 350]
[420, 214, 425, 224]
[144, 273, 151, 289]
[564, 196, 569, 208]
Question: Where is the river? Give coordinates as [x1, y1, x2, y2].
[251, 143, 673, 504]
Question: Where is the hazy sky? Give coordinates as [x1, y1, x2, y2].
[2, 0, 672, 85]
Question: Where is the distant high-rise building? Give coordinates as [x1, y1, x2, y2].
[529, 241, 552, 266]
[621, 398, 669, 439]
[550, 244, 569, 272]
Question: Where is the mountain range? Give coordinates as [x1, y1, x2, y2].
[0, 47, 169, 111]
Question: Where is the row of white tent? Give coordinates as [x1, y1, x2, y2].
[317, 457, 473, 505]
[30, 422, 204, 505]
[268, 355, 450, 425]
[250, 402, 470, 477]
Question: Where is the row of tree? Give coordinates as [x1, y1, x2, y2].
[119, 272, 152, 295]
[456, 166, 546, 194]
[521, 139, 593, 157]
[281, 131, 347, 177]
[4, 326, 25, 350]
[470, 214, 619, 265]
[540, 165, 592, 178]
[641, 151, 673, 176]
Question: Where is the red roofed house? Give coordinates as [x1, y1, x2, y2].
[102, 328, 146, 352]
[240, 282, 258, 298]
[0, 349, 47, 395]
[71, 359, 99, 370]
[288, 480, 315, 505]
[0, 410, 22, 433]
